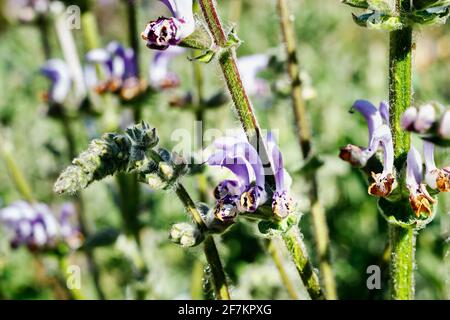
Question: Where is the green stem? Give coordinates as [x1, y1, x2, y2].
[388, 0, 414, 300]
[0, 132, 34, 203]
[282, 227, 325, 300]
[191, 259, 205, 299]
[58, 256, 85, 300]
[203, 236, 231, 300]
[266, 239, 299, 300]
[198, 0, 323, 299]
[147, 148, 229, 299]
[389, 27, 412, 159]
[81, 12, 101, 50]
[173, 183, 230, 299]
[276, 0, 336, 299]
[389, 226, 416, 299]
[125, 0, 142, 121]
[199, 0, 275, 187]
[37, 14, 51, 60]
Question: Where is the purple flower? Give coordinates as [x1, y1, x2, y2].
[339, 100, 395, 197]
[0, 201, 82, 251]
[141, 0, 195, 50]
[423, 141, 450, 192]
[237, 54, 270, 97]
[85, 42, 146, 100]
[40, 59, 71, 104]
[207, 132, 294, 220]
[149, 46, 185, 89]
[406, 146, 436, 217]
[401, 104, 438, 134]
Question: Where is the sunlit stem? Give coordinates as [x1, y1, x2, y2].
[388, 0, 414, 300]
[276, 0, 336, 299]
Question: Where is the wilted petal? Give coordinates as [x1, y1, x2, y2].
[406, 146, 436, 217]
[339, 144, 370, 167]
[423, 141, 450, 192]
[368, 171, 395, 197]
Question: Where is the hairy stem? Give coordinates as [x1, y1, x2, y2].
[0, 133, 34, 203]
[276, 0, 336, 299]
[173, 183, 230, 299]
[146, 149, 229, 299]
[282, 227, 325, 300]
[203, 236, 231, 300]
[58, 256, 85, 300]
[388, 0, 414, 300]
[125, 0, 142, 121]
[198, 0, 323, 299]
[389, 226, 416, 299]
[199, 0, 275, 186]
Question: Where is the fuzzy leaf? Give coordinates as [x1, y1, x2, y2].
[189, 50, 216, 63]
[352, 12, 404, 30]
[342, 0, 370, 8]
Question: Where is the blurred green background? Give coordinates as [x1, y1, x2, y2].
[0, 0, 448, 299]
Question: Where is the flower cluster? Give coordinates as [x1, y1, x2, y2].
[85, 42, 147, 101]
[339, 100, 395, 197]
[401, 102, 450, 144]
[141, 0, 196, 50]
[341, 99, 450, 218]
[207, 132, 295, 223]
[0, 201, 81, 251]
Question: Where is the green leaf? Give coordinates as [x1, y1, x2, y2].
[342, 0, 370, 9]
[352, 12, 404, 30]
[413, 0, 450, 10]
[367, 0, 394, 12]
[189, 50, 216, 63]
[225, 30, 242, 48]
[408, 7, 450, 25]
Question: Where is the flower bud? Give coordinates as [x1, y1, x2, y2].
[169, 222, 204, 247]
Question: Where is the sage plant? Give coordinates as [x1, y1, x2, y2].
[341, 0, 450, 299]
[140, 0, 325, 299]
